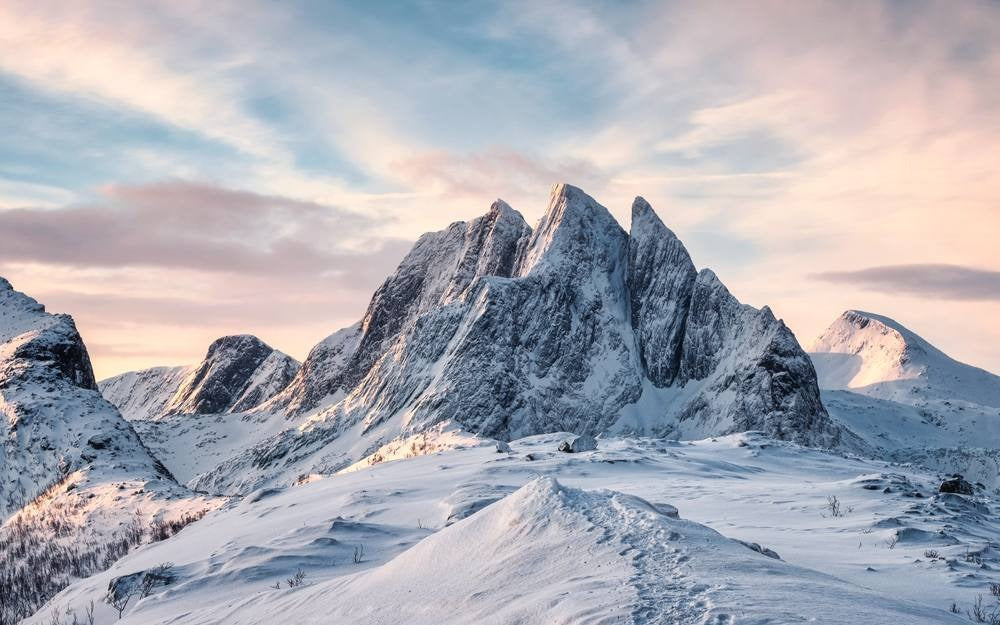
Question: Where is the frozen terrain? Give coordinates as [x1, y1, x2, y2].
[31, 433, 984, 624]
[10, 185, 1000, 624]
[811, 310, 1000, 486]
[0, 278, 221, 624]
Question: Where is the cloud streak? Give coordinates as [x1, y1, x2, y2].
[813, 265, 1000, 301]
[0, 181, 408, 280]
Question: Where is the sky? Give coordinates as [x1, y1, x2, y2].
[1, 0, 998, 379]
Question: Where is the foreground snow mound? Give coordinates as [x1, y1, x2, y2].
[184, 184, 839, 493]
[38, 476, 965, 625]
[101, 335, 299, 421]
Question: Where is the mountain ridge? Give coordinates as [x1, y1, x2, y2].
[100, 334, 299, 421]
[116, 183, 843, 494]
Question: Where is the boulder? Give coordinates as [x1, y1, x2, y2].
[558, 434, 598, 453]
[938, 475, 974, 495]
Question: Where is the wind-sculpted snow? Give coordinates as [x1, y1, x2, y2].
[177, 184, 840, 494]
[30, 438, 975, 624]
[101, 335, 299, 420]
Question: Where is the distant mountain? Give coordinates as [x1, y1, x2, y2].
[177, 184, 841, 494]
[809, 310, 1000, 484]
[811, 310, 1000, 408]
[101, 335, 299, 421]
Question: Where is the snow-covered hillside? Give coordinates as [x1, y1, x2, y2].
[0, 277, 222, 624]
[810, 310, 1000, 485]
[100, 335, 298, 421]
[134, 184, 841, 495]
[811, 310, 1000, 407]
[0, 277, 177, 519]
[31, 434, 984, 625]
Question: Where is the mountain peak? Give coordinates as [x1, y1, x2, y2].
[517, 183, 625, 278]
[206, 334, 271, 358]
[630, 195, 654, 221]
[810, 309, 1000, 408]
[810, 310, 940, 390]
[488, 198, 524, 224]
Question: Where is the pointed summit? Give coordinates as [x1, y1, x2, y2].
[488, 198, 523, 224]
[101, 334, 299, 419]
[517, 183, 626, 278]
[627, 196, 697, 386]
[810, 310, 1000, 409]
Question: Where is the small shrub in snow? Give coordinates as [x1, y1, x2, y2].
[820, 495, 852, 518]
[286, 568, 306, 588]
[884, 533, 899, 550]
[353, 544, 366, 564]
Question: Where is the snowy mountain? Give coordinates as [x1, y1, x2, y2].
[31, 434, 979, 625]
[810, 310, 1000, 484]
[163, 184, 841, 494]
[811, 310, 1000, 408]
[101, 335, 299, 421]
[0, 277, 174, 518]
[0, 277, 220, 623]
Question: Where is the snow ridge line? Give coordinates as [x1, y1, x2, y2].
[575, 488, 712, 624]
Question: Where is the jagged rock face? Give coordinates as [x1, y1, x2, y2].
[101, 335, 299, 420]
[672, 271, 834, 441]
[0, 278, 173, 518]
[628, 197, 697, 387]
[168, 335, 296, 415]
[269, 200, 532, 417]
[196, 184, 839, 493]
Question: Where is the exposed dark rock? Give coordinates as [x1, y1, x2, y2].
[558, 434, 598, 453]
[939, 475, 974, 495]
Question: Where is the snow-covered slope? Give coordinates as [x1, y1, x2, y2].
[31, 434, 981, 625]
[810, 310, 1000, 485]
[183, 184, 839, 494]
[811, 310, 1000, 408]
[0, 277, 176, 518]
[101, 335, 299, 421]
[0, 277, 222, 623]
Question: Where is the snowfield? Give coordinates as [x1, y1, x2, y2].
[31, 433, 990, 624]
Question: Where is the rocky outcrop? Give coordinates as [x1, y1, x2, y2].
[0, 277, 176, 518]
[627, 197, 697, 387]
[101, 335, 299, 420]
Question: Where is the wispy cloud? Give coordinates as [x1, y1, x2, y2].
[0, 181, 406, 278]
[394, 148, 608, 198]
[813, 265, 1000, 301]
